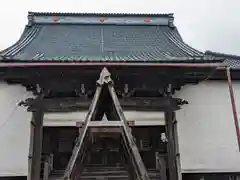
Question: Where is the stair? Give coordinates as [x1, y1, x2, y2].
[148, 169, 162, 180]
[81, 165, 129, 180]
[48, 165, 161, 180]
[48, 169, 65, 180]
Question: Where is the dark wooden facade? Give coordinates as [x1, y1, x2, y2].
[17, 66, 192, 180]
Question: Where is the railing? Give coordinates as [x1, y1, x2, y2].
[64, 132, 91, 180]
[43, 153, 54, 180]
[108, 84, 150, 180]
[63, 85, 102, 180]
[70, 136, 89, 180]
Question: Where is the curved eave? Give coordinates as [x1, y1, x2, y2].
[163, 29, 204, 58]
[0, 26, 29, 56]
[0, 25, 40, 58]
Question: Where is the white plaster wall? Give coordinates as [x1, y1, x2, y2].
[0, 82, 33, 176]
[43, 111, 165, 126]
[175, 81, 240, 173]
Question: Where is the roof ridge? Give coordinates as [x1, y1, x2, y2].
[29, 11, 174, 17]
[27, 11, 174, 27]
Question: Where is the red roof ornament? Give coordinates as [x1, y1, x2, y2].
[145, 18, 151, 23]
[53, 16, 59, 23]
[100, 17, 105, 23]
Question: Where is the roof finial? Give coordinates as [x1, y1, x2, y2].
[27, 12, 34, 26]
[168, 13, 174, 28]
[97, 67, 112, 85]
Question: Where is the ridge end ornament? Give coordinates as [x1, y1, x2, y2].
[96, 67, 112, 85]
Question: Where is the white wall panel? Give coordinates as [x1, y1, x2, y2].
[43, 111, 165, 126]
[0, 83, 32, 176]
[175, 81, 240, 173]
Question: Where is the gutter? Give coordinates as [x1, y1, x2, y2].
[0, 62, 225, 68]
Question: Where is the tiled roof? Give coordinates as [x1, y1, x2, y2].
[0, 12, 221, 63]
[205, 51, 240, 69]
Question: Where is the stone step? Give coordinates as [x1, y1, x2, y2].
[49, 167, 161, 180]
[83, 167, 126, 172]
[82, 170, 128, 175]
[80, 175, 129, 180]
[81, 166, 129, 180]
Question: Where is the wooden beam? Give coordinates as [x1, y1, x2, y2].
[88, 121, 123, 127]
[22, 96, 186, 112]
[63, 81, 103, 180]
[107, 77, 150, 180]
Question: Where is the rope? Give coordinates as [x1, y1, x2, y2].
[0, 104, 19, 130]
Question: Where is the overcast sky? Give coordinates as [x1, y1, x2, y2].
[0, 0, 239, 55]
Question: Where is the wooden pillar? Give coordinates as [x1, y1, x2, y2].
[165, 110, 178, 180]
[28, 117, 34, 180]
[28, 95, 44, 180]
[172, 113, 182, 180]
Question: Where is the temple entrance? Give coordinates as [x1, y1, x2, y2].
[39, 68, 179, 180]
[42, 126, 167, 169]
[86, 129, 125, 165]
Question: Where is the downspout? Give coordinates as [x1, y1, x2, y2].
[226, 67, 240, 151]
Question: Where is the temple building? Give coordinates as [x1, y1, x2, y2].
[0, 12, 240, 180]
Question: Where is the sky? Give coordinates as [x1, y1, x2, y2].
[0, 0, 239, 55]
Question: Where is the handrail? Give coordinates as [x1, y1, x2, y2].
[156, 153, 167, 180]
[49, 154, 54, 172]
[43, 153, 54, 180]
[121, 129, 143, 179]
[63, 86, 102, 180]
[43, 162, 49, 180]
[108, 84, 150, 180]
[68, 136, 89, 180]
